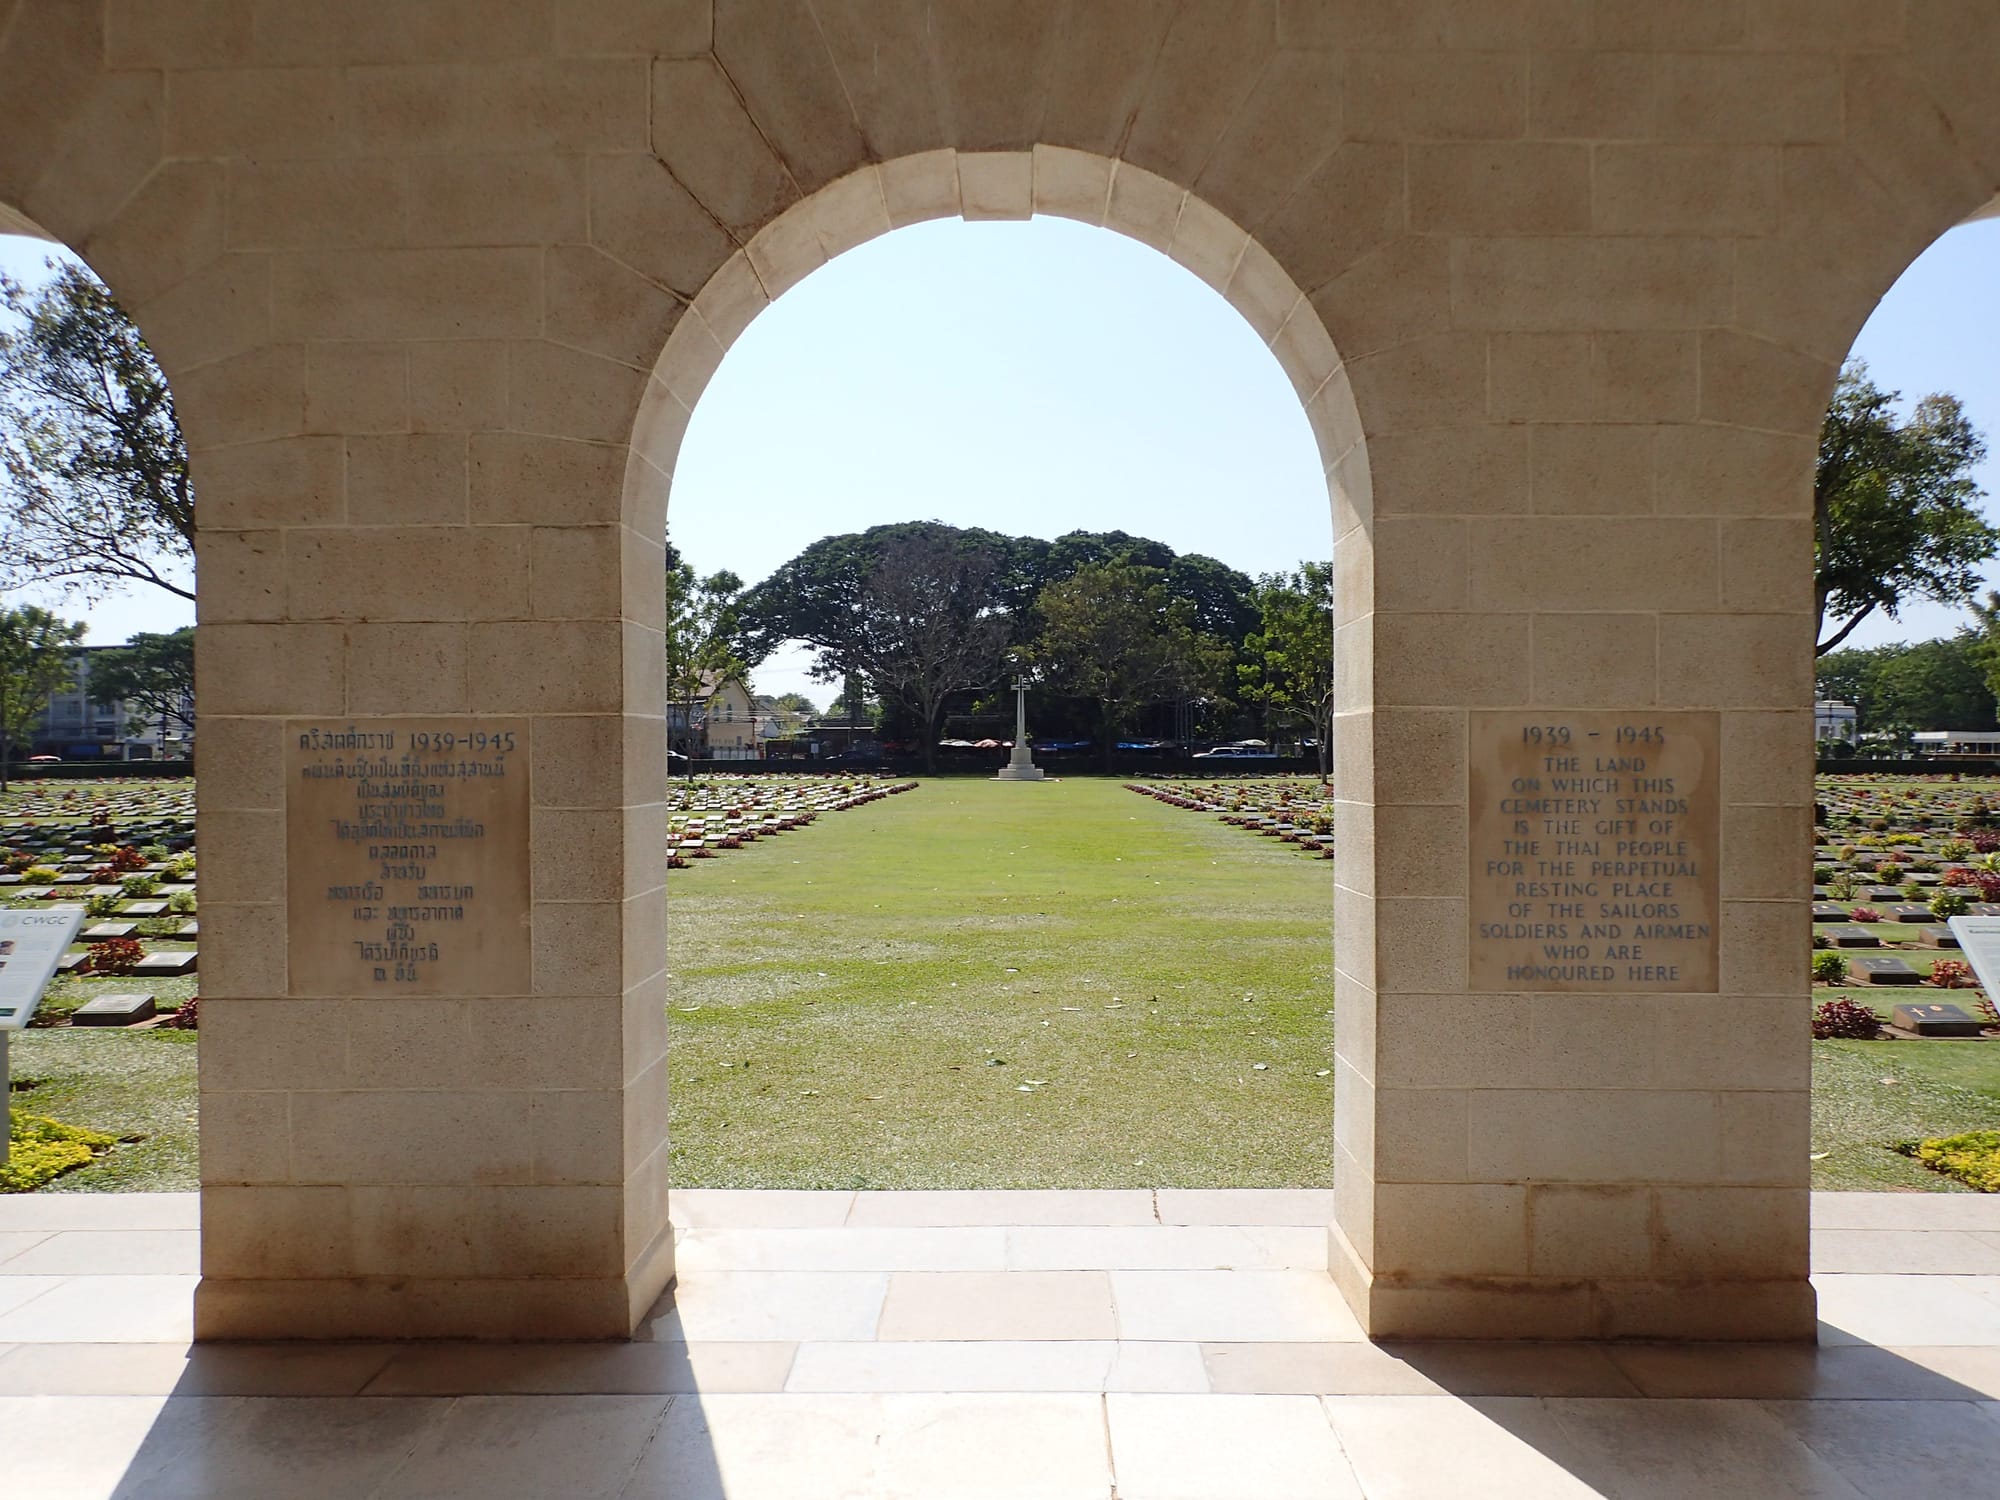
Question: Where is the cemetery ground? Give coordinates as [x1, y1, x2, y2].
[18, 772, 2000, 1193]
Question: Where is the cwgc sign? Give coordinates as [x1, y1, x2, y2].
[286, 719, 531, 997]
[1468, 711, 1720, 992]
[1948, 916, 2000, 999]
[0, 906, 86, 1028]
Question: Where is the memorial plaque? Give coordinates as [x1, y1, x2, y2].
[1917, 926, 1962, 948]
[1889, 904, 1934, 923]
[1812, 903, 1850, 922]
[1828, 926, 1882, 948]
[1469, 711, 1719, 992]
[1949, 915, 2000, 995]
[286, 718, 531, 997]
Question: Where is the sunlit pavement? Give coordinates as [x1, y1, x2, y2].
[4, 1190, 2000, 1497]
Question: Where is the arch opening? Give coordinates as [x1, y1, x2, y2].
[632, 151, 1365, 1193]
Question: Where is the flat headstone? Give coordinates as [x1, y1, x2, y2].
[0, 874, 20, 884]
[1812, 903, 1850, 922]
[1916, 926, 1963, 949]
[81, 921, 137, 940]
[1890, 905, 1937, 923]
[71, 992, 156, 1027]
[1827, 927, 1882, 948]
[1865, 888, 1906, 903]
[55, 953, 84, 972]
[177, 920, 198, 937]
[120, 901, 167, 916]
[1850, 956, 1922, 985]
[133, 951, 196, 976]
[1971, 905, 2000, 918]
[52, 872, 88, 884]
[158, 884, 196, 898]
[1890, 1001, 1985, 1037]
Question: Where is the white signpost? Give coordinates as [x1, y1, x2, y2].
[0, 905, 87, 1165]
[1947, 915, 2000, 1002]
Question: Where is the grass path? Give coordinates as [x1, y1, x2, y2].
[667, 777, 1336, 1188]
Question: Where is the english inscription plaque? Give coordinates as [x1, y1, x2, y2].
[286, 718, 531, 997]
[1468, 710, 1720, 993]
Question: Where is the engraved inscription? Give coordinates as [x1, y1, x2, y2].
[286, 718, 531, 996]
[1468, 711, 1720, 993]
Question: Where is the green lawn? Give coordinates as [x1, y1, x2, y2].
[667, 777, 1336, 1188]
[6, 1030, 198, 1191]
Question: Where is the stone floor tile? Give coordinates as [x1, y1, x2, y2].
[121, 1394, 453, 1500]
[668, 1189, 853, 1229]
[1540, 1397, 1869, 1498]
[0, 1273, 195, 1343]
[1608, 1342, 1984, 1401]
[1154, 1188, 1337, 1225]
[1111, 1269, 1364, 1342]
[1005, 1224, 1326, 1271]
[642, 1271, 887, 1343]
[0, 1340, 392, 1396]
[623, 1393, 888, 1500]
[0, 1192, 200, 1233]
[1323, 1394, 1607, 1498]
[0, 1273, 63, 1319]
[1205, 1341, 1448, 1395]
[1373, 1341, 1643, 1397]
[1814, 1274, 2000, 1347]
[375, 1394, 672, 1499]
[875, 1393, 1112, 1498]
[0, 1228, 202, 1276]
[1761, 1398, 2000, 1500]
[365, 1341, 796, 1395]
[674, 1225, 1008, 1272]
[846, 1188, 1156, 1226]
[1106, 1392, 1363, 1500]
[0, 1393, 176, 1499]
[784, 1337, 1207, 1393]
[876, 1270, 1116, 1340]
[1812, 1228, 2000, 1275]
[1811, 1193, 2000, 1233]
[1106, 1341, 1213, 1392]
[0, 1230, 51, 1267]
[1880, 1343, 2000, 1398]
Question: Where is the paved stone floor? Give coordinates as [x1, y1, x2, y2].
[4, 1190, 2000, 1497]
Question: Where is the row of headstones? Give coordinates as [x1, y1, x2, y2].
[669, 781, 918, 864]
[1125, 783, 1336, 856]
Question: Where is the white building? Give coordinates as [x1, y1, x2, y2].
[31, 646, 192, 761]
[1814, 700, 1858, 744]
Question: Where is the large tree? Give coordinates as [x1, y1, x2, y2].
[0, 606, 86, 789]
[1820, 634, 1998, 736]
[0, 262, 194, 602]
[1033, 562, 1227, 768]
[1815, 360, 1993, 655]
[88, 626, 195, 749]
[856, 533, 1010, 772]
[1239, 563, 1336, 772]
[664, 538, 751, 761]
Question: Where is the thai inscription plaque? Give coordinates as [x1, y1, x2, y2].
[286, 718, 530, 997]
[1468, 710, 1719, 993]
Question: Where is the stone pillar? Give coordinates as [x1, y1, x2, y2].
[189, 332, 674, 1334]
[1327, 272, 1819, 1340]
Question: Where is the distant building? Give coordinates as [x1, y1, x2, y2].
[667, 670, 769, 760]
[30, 645, 192, 761]
[1814, 700, 1857, 744]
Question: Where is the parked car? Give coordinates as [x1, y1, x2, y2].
[1191, 743, 1279, 761]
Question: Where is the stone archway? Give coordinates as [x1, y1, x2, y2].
[0, 3, 1994, 1342]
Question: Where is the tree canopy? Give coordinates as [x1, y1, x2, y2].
[0, 262, 193, 602]
[1817, 634, 1998, 738]
[88, 627, 195, 746]
[1815, 360, 1994, 656]
[664, 536, 750, 756]
[1239, 563, 1336, 771]
[0, 606, 85, 788]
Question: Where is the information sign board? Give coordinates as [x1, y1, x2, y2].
[0, 905, 87, 1029]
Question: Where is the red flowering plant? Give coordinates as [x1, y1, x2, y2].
[77, 937, 144, 976]
[1812, 999, 1881, 1039]
[1930, 960, 1976, 990]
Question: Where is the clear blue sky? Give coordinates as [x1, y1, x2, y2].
[4, 212, 1998, 708]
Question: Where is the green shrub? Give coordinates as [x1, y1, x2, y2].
[1827, 873, 1859, 900]
[118, 873, 159, 898]
[1812, 950, 1850, 984]
[1, 1109, 116, 1192]
[1897, 1130, 2000, 1192]
[21, 865, 56, 883]
[166, 891, 196, 915]
[1930, 888, 1970, 920]
[1941, 838, 1975, 861]
[84, 893, 122, 918]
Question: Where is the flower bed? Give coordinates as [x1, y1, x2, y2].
[1896, 1129, 2000, 1192]
[1, 1108, 117, 1191]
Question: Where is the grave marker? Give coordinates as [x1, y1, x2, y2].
[1850, 956, 1921, 985]
[1827, 926, 1882, 948]
[1890, 1002, 1984, 1037]
[72, 993, 156, 1027]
